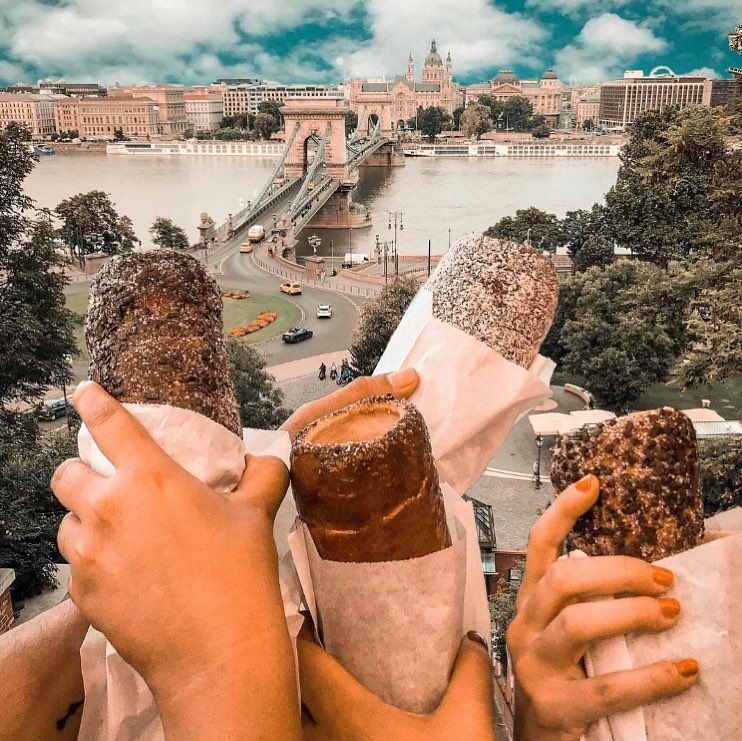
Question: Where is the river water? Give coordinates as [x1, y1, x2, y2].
[25, 151, 619, 257]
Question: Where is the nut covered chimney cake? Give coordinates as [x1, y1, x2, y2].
[291, 396, 450, 562]
[426, 236, 559, 368]
[85, 250, 242, 437]
[550, 408, 704, 561]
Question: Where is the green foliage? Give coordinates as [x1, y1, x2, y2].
[113, 128, 126, 141]
[220, 114, 251, 130]
[0, 410, 78, 600]
[531, 123, 551, 139]
[452, 106, 465, 130]
[484, 207, 565, 252]
[55, 190, 138, 263]
[474, 95, 504, 124]
[344, 110, 358, 137]
[461, 104, 491, 139]
[149, 216, 190, 250]
[226, 338, 291, 429]
[350, 276, 420, 376]
[489, 577, 520, 667]
[572, 237, 614, 272]
[502, 96, 535, 132]
[196, 127, 254, 141]
[253, 113, 280, 141]
[699, 437, 742, 518]
[545, 261, 685, 412]
[416, 106, 452, 142]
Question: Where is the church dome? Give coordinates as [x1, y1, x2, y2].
[493, 69, 519, 84]
[541, 69, 558, 80]
[425, 40, 443, 66]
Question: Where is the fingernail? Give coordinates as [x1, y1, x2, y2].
[574, 474, 597, 492]
[658, 598, 681, 618]
[652, 566, 674, 588]
[466, 630, 489, 652]
[389, 367, 417, 395]
[674, 659, 699, 677]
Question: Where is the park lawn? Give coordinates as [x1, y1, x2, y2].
[65, 291, 302, 360]
[632, 374, 742, 419]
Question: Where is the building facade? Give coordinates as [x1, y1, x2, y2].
[0, 93, 56, 138]
[348, 41, 457, 132]
[184, 93, 224, 131]
[39, 81, 106, 97]
[54, 95, 159, 139]
[219, 84, 343, 118]
[599, 76, 707, 130]
[575, 92, 601, 127]
[113, 85, 188, 137]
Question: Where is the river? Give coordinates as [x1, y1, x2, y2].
[25, 151, 619, 257]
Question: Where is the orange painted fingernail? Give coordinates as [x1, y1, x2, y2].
[658, 598, 681, 618]
[652, 566, 674, 587]
[674, 659, 699, 677]
[574, 474, 597, 492]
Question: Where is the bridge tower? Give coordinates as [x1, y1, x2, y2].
[281, 98, 355, 186]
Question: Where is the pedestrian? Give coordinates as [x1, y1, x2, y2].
[330, 362, 337, 380]
[318, 362, 326, 381]
[320, 270, 326, 285]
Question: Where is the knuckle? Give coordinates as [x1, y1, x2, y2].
[591, 676, 622, 714]
[543, 561, 570, 596]
[556, 604, 587, 644]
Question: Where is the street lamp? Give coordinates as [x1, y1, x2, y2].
[534, 434, 544, 489]
[375, 234, 391, 285]
[526, 228, 532, 248]
[388, 211, 404, 277]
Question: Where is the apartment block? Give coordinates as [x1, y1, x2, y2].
[54, 95, 159, 139]
[184, 92, 224, 131]
[0, 93, 56, 138]
[220, 83, 343, 118]
[113, 85, 188, 137]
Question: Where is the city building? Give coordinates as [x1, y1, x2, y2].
[184, 92, 224, 131]
[39, 81, 106, 97]
[575, 92, 601, 128]
[464, 70, 566, 129]
[219, 83, 343, 118]
[599, 75, 707, 130]
[53, 95, 159, 139]
[111, 84, 188, 137]
[0, 93, 56, 138]
[706, 78, 742, 111]
[348, 40, 457, 132]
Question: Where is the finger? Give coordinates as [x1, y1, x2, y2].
[520, 556, 674, 633]
[297, 625, 384, 731]
[517, 475, 599, 610]
[73, 381, 172, 471]
[280, 368, 419, 440]
[568, 659, 699, 726]
[232, 454, 289, 521]
[436, 633, 495, 730]
[57, 511, 83, 568]
[535, 596, 682, 668]
[51, 458, 105, 518]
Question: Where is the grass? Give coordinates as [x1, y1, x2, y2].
[65, 290, 302, 360]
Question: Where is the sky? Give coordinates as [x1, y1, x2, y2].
[0, 0, 739, 87]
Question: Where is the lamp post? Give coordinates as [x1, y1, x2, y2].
[534, 434, 544, 489]
[376, 234, 391, 284]
[388, 211, 403, 277]
[526, 228, 532, 248]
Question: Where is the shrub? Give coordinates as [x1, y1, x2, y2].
[699, 437, 742, 517]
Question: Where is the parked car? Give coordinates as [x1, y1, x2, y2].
[316, 304, 333, 319]
[282, 327, 314, 344]
[280, 282, 302, 295]
[39, 398, 69, 421]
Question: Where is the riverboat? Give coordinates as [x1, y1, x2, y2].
[402, 141, 620, 158]
[106, 141, 285, 156]
[29, 143, 55, 155]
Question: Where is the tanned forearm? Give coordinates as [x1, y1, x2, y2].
[0, 599, 88, 740]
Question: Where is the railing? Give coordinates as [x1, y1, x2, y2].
[290, 122, 331, 220]
[290, 176, 338, 233]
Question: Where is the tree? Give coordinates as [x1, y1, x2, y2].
[350, 276, 420, 376]
[502, 96, 534, 132]
[452, 106, 465, 131]
[149, 217, 190, 250]
[253, 112, 280, 141]
[544, 261, 685, 412]
[489, 576, 520, 667]
[698, 437, 742, 518]
[344, 110, 358, 137]
[113, 127, 126, 141]
[474, 95, 504, 124]
[461, 104, 491, 139]
[417, 106, 451, 142]
[531, 124, 551, 139]
[484, 207, 565, 252]
[572, 236, 613, 272]
[55, 190, 138, 264]
[226, 339, 291, 429]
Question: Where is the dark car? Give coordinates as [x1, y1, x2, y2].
[282, 327, 314, 344]
[39, 398, 70, 421]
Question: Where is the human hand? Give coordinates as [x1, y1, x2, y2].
[298, 625, 496, 740]
[279, 367, 419, 441]
[507, 475, 699, 741]
[53, 381, 300, 739]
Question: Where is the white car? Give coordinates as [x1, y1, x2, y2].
[316, 304, 333, 319]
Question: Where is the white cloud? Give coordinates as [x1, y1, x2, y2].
[654, 0, 740, 30]
[0, 0, 547, 85]
[526, 0, 630, 17]
[554, 14, 668, 83]
[683, 66, 719, 78]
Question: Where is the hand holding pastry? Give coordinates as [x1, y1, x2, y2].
[53, 381, 300, 740]
[507, 475, 699, 741]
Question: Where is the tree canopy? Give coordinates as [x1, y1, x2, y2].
[484, 207, 566, 253]
[150, 216, 190, 250]
[416, 106, 452, 142]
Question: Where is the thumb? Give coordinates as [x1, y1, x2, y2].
[232, 454, 289, 521]
[435, 632, 495, 730]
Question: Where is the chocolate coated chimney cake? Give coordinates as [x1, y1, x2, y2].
[550, 408, 704, 561]
[85, 250, 242, 436]
[427, 235, 559, 368]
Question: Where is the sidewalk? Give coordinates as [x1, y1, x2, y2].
[267, 350, 350, 382]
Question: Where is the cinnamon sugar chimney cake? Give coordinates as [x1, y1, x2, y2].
[550, 408, 704, 561]
[291, 396, 451, 562]
[85, 250, 242, 437]
[426, 235, 559, 368]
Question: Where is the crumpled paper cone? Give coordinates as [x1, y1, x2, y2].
[576, 532, 742, 741]
[287, 484, 491, 714]
[375, 287, 554, 495]
[76, 403, 246, 741]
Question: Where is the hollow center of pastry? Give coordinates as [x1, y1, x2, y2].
[308, 402, 400, 444]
